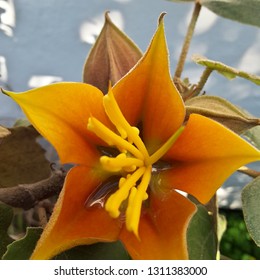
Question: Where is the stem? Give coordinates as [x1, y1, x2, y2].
[174, 1, 202, 79]
[238, 166, 260, 178]
[193, 67, 213, 96]
[0, 169, 66, 210]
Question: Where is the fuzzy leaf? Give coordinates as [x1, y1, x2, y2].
[54, 241, 130, 260]
[193, 55, 260, 85]
[216, 214, 227, 259]
[242, 177, 260, 247]
[187, 204, 218, 259]
[201, 0, 260, 28]
[0, 126, 51, 188]
[0, 203, 13, 258]
[168, 0, 260, 27]
[83, 12, 142, 94]
[185, 95, 260, 134]
[244, 126, 260, 149]
[2, 227, 43, 260]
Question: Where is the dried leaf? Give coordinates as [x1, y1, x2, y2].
[193, 55, 260, 85]
[83, 12, 142, 93]
[0, 126, 10, 139]
[0, 126, 51, 188]
[186, 95, 260, 134]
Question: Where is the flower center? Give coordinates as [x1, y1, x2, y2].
[87, 90, 184, 238]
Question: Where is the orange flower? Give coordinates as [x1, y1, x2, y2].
[3, 18, 260, 260]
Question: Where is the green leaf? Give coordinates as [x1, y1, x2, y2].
[243, 126, 260, 149]
[54, 241, 130, 260]
[2, 227, 43, 260]
[167, 0, 260, 27]
[193, 55, 260, 85]
[242, 176, 260, 247]
[0, 203, 13, 258]
[216, 214, 227, 259]
[200, 0, 260, 28]
[187, 204, 218, 259]
[0, 126, 51, 188]
[185, 95, 260, 134]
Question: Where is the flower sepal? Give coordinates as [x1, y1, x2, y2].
[83, 12, 142, 94]
[185, 95, 260, 134]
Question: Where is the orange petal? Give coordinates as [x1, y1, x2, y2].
[113, 15, 185, 153]
[162, 114, 260, 204]
[31, 166, 121, 260]
[3, 82, 110, 165]
[119, 189, 196, 259]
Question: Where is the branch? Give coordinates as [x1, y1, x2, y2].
[238, 166, 260, 178]
[0, 168, 66, 210]
[193, 67, 213, 96]
[174, 1, 202, 79]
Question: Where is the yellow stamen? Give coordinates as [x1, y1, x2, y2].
[100, 153, 144, 172]
[105, 167, 146, 218]
[125, 166, 152, 238]
[148, 126, 185, 165]
[103, 90, 150, 160]
[88, 117, 144, 160]
[87, 90, 185, 239]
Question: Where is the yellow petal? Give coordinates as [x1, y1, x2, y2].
[162, 114, 260, 203]
[31, 166, 121, 260]
[3, 82, 110, 165]
[113, 15, 185, 154]
[119, 189, 196, 259]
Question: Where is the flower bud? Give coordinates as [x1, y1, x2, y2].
[83, 12, 142, 94]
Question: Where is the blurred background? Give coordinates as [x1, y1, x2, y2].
[1, 0, 260, 259]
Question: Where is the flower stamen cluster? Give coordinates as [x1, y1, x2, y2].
[88, 90, 184, 237]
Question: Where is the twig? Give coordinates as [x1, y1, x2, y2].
[174, 1, 202, 79]
[0, 168, 66, 210]
[193, 67, 213, 96]
[238, 166, 260, 178]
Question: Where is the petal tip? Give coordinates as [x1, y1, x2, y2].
[105, 11, 111, 22]
[158, 12, 167, 25]
[1, 87, 10, 96]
